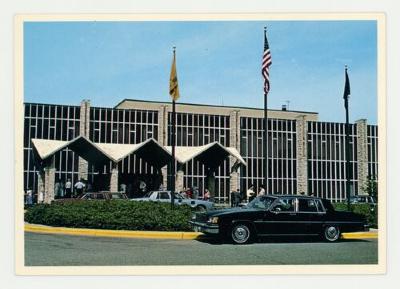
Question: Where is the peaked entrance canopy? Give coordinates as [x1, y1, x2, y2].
[31, 137, 246, 168]
[165, 142, 246, 168]
[31, 136, 174, 168]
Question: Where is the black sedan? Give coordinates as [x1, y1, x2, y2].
[189, 195, 369, 244]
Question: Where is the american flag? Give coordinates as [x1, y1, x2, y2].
[262, 29, 272, 94]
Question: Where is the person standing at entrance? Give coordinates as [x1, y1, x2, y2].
[65, 179, 72, 198]
[247, 185, 255, 202]
[204, 189, 210, 201]
[258, 185, 265, 196]
[74, 179, 85, 197]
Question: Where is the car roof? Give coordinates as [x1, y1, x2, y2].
[264, 194, 323, 200]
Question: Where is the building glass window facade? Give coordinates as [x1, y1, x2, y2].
[167, 112, 230, 202]
[240, 117, 297, 195]
[307, 121, 358, 201]
[23, 103, 81, 192]
[367, 125, 378, 179]
[23, 100, 378, 203]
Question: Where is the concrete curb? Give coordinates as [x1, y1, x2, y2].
[25, 224, 378, 240]
[25, 224, 202, 240]
[341, 232, 378, 239]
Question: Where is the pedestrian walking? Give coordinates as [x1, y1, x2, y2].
[74, 179, 86, 197]
[65, 179, 72, 198]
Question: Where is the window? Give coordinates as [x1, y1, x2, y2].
[298, 198, 318, 212]
[271, 197, 295, 212]
[158, 192, 170, 200]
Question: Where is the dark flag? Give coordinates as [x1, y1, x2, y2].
[262, 29, 272, 94]
[343, 67, 351, 107]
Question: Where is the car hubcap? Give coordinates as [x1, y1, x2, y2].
[232, 225, 250, 243]
[326, 226, 339, 240]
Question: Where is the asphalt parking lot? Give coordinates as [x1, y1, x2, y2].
[25, 232, 378, 266]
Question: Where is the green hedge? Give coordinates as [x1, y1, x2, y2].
[24, 200, 193, 231]
[333, 203, 378, 228]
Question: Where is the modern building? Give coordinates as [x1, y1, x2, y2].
[23, 99, 378, 203]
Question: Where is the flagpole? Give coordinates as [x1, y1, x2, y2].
[263, 26, 269, 195]
[344, 65, 351, 210]
[171, 47, 177, 209]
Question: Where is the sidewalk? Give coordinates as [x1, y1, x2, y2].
[25, 223, 378, 240]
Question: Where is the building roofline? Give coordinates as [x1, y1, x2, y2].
[114, 98, 319, 115]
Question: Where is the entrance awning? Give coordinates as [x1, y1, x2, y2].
[31, 137, 247, 169]
[165, 142, 246, 168]
[31, 136, 174, 168]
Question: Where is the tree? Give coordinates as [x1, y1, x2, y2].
[362, 175, 378, 201]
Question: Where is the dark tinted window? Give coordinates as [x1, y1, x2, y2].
[316, 200, 325, 212]
[271, 197, 295, 212]
[321, 199, 335, 211]
[158, 192, 170, 200]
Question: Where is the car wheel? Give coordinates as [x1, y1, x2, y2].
[323, 225, 340, 242]
[195, 205, 206, 212]
[231, 223, 252, 244]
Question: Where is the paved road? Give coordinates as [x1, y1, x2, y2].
[25, 232, 377, 266]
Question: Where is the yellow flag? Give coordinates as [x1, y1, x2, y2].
[169, 51, 180, 101]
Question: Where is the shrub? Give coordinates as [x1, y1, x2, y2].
[333, 203, 378, 228]
[24, 200, 193, 231]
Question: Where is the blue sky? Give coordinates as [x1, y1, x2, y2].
[24, 20, 377, 124]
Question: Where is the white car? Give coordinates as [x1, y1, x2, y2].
[131, 191, 214, 211]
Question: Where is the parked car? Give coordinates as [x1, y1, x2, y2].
[131, 190, 214, 211]
[53, 191, 128, 202]
[350, 195, 377, 205]
[189, 195, 369, 244]
[79, 191, 128, 200]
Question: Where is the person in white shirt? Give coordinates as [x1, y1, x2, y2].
[65, 179, 72, 198]
[74, 179, 86, 197]
[258, 185, 265, 196]
[246, 185, 255, 202]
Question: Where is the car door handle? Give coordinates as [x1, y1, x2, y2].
[289, 213, 296, 216]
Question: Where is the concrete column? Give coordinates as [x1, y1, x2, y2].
[157, 105, 167, 145]
[109, 163, 119, 192]
[44, 157, 56, 204]
[229, 110, 240, 150]
[296, 115, 308, 195]
[78, 99, 91, 181]
[175, 170, 184, 192]
[229, 110, 240, 195]
[37, 170, 45, 204]
[230, 171, 239, 193]
[356, 119, 369, 194]
[161, 165, 168, 190]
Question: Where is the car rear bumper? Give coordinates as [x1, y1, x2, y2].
[189, 221, 219, 234]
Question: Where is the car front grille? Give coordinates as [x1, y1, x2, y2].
[192, 212, 208, 222]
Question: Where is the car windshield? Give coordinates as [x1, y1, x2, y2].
[143, 191, 154, 198]
[174, 192, 184, 200]
[321, 199, 335, 211]
[247, 196, 276, 209]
